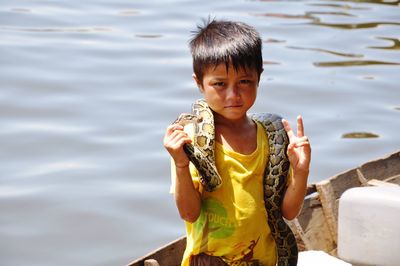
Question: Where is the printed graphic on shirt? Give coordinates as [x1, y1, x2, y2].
[194, 197, 235, 239]
[228, 237, 261, 265]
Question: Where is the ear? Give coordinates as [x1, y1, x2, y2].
[192, 73, 204, 92]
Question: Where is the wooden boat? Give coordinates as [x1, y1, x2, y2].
[127, 150, 400, 266]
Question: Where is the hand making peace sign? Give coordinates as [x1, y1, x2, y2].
[282, 116, 311, 175]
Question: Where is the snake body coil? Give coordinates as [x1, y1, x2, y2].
[175, 99, 298, 266]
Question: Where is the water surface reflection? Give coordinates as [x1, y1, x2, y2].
[0, 0, 399, 265]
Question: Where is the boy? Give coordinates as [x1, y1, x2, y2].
[163, 19, 311, 265]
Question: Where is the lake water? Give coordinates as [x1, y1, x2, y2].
[0, 0, 399, 265]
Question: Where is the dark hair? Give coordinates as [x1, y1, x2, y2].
[189, 18, 263, 83]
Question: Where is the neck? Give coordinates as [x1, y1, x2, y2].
[214, 113, 253, 129]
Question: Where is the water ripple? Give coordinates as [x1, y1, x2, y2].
[252, 11, 354, 21]
[368, 37, 400, 50]
[334, 0, 400, 6]
[10, 8, 32, 13]
[342, 132, 380, 138]
[314, 60, 400, 67]
[0, 186, 43, 197]
[307, 3, 369, 10]
[263, 60, 281, 65]
[4, 122, 92, 135]
[118, 10, 140, 16]
[311, 21, 400, 30]
[135, 34, 163, 38]
[265, 38, 286, 43]
[286, 46, 363, 58]
[0, 26, 113, 33]
[18, 161, 96, 178]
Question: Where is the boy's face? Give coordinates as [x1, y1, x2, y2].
[193, 63, 259, 122]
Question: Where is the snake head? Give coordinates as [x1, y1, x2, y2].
[175, 113, 203, 126]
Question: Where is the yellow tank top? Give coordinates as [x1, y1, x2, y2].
[171, 122, 277, 265]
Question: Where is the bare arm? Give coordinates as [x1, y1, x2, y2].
[173, 165, 202, 223]
[281, 116, 311, 220]
[281, 169, 309, 220]
[163, 124, 201, 223]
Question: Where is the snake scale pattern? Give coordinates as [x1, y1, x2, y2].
[176, 99, 298, 266]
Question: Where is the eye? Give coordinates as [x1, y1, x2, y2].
[239, 79, 252, 85]
[213, 81, 225, 87]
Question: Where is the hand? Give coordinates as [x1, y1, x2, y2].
[163, 124, 192, 168]
[282, 116, 311, 174]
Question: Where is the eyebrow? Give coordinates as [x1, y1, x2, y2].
[239, 73, 256, 79]
[209, 77, 228, 80]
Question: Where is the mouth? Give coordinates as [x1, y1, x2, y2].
[225, 104, 243, 108]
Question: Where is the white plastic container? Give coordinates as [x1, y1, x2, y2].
[298, 250, 352, 266]
[338, 186, 400, 266]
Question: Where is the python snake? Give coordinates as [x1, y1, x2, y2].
[175, 99, 298, 266]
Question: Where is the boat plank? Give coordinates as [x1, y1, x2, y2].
[359, 151, 400, 181]
[290, 194, 336, 253]
[127, 236, 186, 266]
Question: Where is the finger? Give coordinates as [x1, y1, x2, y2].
[294, 139, 311, 157]
[292, 135, 309, 145]
[165, 124, 183, 138]
[286, 143, 298, 162]
[170, 138, 191, 151]
[169, 123, 184, 133]
[164, 128, 189, 147]
[287, 142, 296, 152]
[294, 136, 310, 147]
[166, 124, 186, 141]
[299, 142, 312, 163]
[297, 136, 309, 143]
[165, 134, 192, 151]
[282, 119, 295, 141]
[294, 141, 310, 148]
[297, 115, 305, 137]
[169, 130, 190, 145]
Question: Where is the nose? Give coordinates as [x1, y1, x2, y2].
[226, 84, 241, 100]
